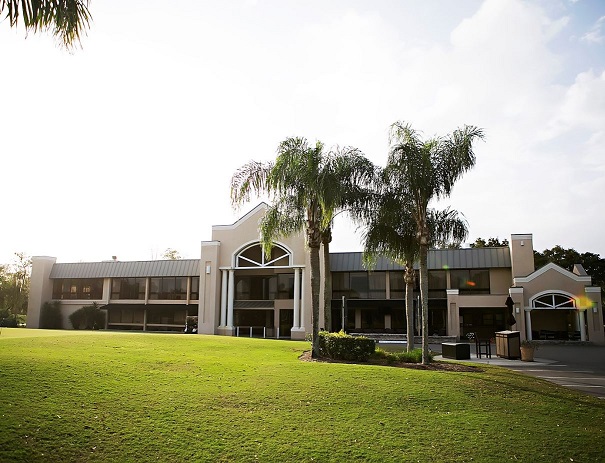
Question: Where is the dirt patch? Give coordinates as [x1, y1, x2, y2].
[299, 350, 482, 372]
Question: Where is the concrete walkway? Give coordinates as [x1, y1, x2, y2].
[434, 343, 605, 399]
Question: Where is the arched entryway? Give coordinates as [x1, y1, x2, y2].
[526, 292, 586, 341]
[218, 242, 305, 338]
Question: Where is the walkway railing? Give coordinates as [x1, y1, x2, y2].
[235, 325, 267, 338]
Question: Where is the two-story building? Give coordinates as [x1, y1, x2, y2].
[27, 203, 604, 344]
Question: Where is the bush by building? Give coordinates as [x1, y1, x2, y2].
[318, 330, 375, 361]
[40, 301, 63, 329]
[69, 303, 105, 330]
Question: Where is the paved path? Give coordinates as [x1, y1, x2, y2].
[434, 343, 605, 399]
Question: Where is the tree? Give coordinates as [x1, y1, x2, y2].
[358, 189, 419, 351]
[470, 237, 509, 248]
[231, 137, 374, 357]
[357, 179, 469, 354]
[1, 0, 92, 49]
[386, 121, 483, 364]
[162, 248, 182, 260]
[0, 253, 31, 326]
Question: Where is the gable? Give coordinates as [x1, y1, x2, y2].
[513, 262, 592, 285]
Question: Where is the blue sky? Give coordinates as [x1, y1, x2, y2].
[1, 0, 604, 263]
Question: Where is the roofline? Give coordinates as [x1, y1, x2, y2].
[212, 203, 268, 231]
[513, 262, 592, 284]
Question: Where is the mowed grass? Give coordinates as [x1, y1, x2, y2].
[1, 329, 604, 462]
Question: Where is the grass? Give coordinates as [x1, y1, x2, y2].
[1, 329, 604, 462]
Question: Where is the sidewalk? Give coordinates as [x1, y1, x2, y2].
[433, 342, 605, 399]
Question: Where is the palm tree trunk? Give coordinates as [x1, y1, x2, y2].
[405, 266, 415, 352]
[419, 243, 430, 364]
[310, 243, 321, 358]
[322, 234, 332, 332]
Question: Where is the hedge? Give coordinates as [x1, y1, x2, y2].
[40, 301, 63, 329]
[318, 331, 376, 362]
[69, 303, 105, 330]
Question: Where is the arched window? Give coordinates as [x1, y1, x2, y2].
[235, 243, 291, 268]
[532, 293, 575, 309]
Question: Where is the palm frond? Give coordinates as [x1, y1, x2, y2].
[230, 160, 274, 207]
[258, 198, 305, 258]
[1, 0, 92, 49]
[427, 208, 469, 248]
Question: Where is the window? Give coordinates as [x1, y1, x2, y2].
[332, 272, 386, 299]
[428, 270, 447, 298]
[389, 272, 405, 299]
[111, 278, 146, 300]
[52, 279, 103, 300]
[108, 306, 145, 324]
[236, 243, 291, 268]
[533, 293, 575, 309]
[450, 269, 490, 294]
[368, 273, 386, 298]
[276, 273, 295, 299]
[147, 307, 186, 325]
[235, 275, 276, 300]
[190, 277, 200, 300]
[149, 277, 188, 300]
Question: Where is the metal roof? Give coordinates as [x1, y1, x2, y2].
[330, 247, 511, 272]
[49, 259, 201, 279]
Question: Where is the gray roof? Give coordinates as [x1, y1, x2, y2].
[49, 259, 201, 279]
[330, 247, 511, 272]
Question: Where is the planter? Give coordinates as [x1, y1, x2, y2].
[520, 346, 535, 362]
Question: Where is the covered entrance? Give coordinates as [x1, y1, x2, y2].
[526, 293, 586, 341]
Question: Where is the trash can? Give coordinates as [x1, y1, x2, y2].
[495, 331, 521, 359]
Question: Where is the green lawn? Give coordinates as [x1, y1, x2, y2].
[1, 329, 604, 462]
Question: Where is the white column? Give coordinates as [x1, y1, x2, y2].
[227, 269, 235, 328]
[299, 268, 306, 330]
[525, 309, 532, 340]
[293, 267, 300, 329]
[220, 270, 228, 327]
[579, 310, 587, 341]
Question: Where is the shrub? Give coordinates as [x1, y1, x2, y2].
[40, 301, 63, 329]
[318, 331, 376, 362]
[0, 315, 18, 327]
[372, 347, 432, 364]
[69, 303, 105, 330]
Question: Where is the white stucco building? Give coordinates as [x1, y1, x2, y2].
[27, 204, 604, 344]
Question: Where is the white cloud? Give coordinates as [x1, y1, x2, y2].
[580, 15, 605, 44]
[2, 0, 605, 263]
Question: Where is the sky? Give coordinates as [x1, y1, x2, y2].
[1, 0, 604, 264]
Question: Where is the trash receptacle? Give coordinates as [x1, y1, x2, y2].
[495, 331, 521, 359]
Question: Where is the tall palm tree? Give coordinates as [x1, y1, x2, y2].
[1, 0, 91, 48]
[359, 188, 419, 352]
[231, 137, 374, 357]
[386, 121, 484, 364]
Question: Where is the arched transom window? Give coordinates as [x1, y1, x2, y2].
[532, 293, 576, 309]
[236, 243, 291, 268]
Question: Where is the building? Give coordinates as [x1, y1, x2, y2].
[27, 203, 604, 344]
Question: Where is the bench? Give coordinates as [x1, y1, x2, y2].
[442, 342, 471, 360]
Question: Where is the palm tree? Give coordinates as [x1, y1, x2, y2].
[1, 0, 91, 48]
[359, 188, 419, 352]
[231, 137, 374, 357]
[386, 121, 484, 364]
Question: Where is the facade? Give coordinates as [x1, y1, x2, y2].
[27, 204, 604, 344]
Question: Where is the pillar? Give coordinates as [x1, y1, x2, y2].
[227, 269, 234, 328]
[299, 268, 306, 330]
[293, 267, 300, 329]
[525, 309, 533, 341]
[579, 310, 586, 342]
[220, 270, 228, 327]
